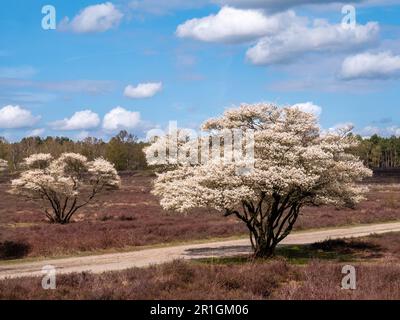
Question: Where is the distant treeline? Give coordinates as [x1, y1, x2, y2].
[352, 134, 400, 169]
[1, 132, 400, 172]
[0, 130, 148, 172]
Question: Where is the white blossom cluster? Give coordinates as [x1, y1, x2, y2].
[10, 153, 120, 223]
[0, 159, 8, 172]
[145, 129, 198, 167]
[149, 103, 372, 213]
[88, 157, 121, 188]
[23, 153, 53, 169]
[145, 125, 255, 176]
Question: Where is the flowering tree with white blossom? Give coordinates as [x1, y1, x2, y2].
[147, 104, 372, 258]
[10, 153, 121, 224]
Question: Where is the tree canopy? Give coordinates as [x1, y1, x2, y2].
[148, 104, 372, 257]
[10, 153, 121, 224]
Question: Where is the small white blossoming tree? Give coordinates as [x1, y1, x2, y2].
[147, 104, 372, 258]
[10, 153, 121, 224]
[0, 159, 7, 173]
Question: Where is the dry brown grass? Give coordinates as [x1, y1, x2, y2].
[1, 172, 400, 260]
[1, 232, 400, 300]
[0, 259, 291, 300]
[273, 261, 400, 300]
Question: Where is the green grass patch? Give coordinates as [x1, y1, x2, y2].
[192, 256, 252, 265]
[192, 240, 365, 266]
[276, 244, 356, 265]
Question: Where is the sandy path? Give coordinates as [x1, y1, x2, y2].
[1, 221, 400, 280]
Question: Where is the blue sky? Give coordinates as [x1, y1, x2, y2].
[0, 0, 400, 141]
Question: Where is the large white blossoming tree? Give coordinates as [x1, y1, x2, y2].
[10, 153, 121, 224]
[147, 104, 372, 258]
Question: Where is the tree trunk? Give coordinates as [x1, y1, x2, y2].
[45, 194, 95, 224]
[47, 210, 69, 224]
[253, 238, 276, 258]
[230, 198, 301, 259]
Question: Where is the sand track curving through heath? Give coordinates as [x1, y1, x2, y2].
[1, 221, 400, 280]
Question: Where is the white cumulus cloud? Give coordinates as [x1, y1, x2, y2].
[176, 6, 297, 43]
[0, 105, 40, 129]
[215, 0, 367, 11]
[353, 125, 400, 138]
[124, 82, 163, 99]
[129, 0, 208, 15]
[292, 102, 322, 117]
[27, 128, 46, 137]
[59, 2, 123, 33]
[340, 51, 400, 80]
[358, 125, 380, 137]
[325, 122, 355, 135]
[246, 20, 379, 65]
[50, 110, 101, 131]
[76, 131, 90, 141]
[103, 107, 141, 131]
